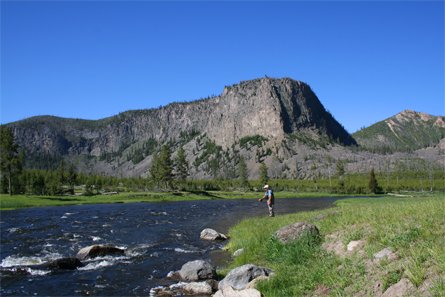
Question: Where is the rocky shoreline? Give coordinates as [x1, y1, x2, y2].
[150, 227, 274, 297]
[3, 222, 414, 297]
[150, 222, 326, 297]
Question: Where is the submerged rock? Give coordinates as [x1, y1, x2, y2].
[218, 264, 273, 291]
[22, 257, 84, 272]
[200, 228, 228, 241]
[76, 245, 125, 260]
[44, 257, 84, 270]
[274, 222, 320, 244]
[179, 260, 216, 281]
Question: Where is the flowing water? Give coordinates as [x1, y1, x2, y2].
[1, 197, 341, 296]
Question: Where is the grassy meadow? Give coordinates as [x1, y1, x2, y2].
[0, 191, 352, 211]
[224, 192, 445, 296]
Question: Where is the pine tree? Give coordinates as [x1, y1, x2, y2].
[259, 162, 269, 186]
[175, 146, 188, 182]
[0, 126, 23, 195]
[336, 160, 345, 177]
[238, 156, 249, 190]
[67, 164, 77, 195]
[336, 160, 345, 192]
[368, 168, 379, 194]
[150, 144, 173, 190]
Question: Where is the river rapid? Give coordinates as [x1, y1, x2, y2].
[0, 197, 340, 296]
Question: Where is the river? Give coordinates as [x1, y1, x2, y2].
[0, 197, 341, 296]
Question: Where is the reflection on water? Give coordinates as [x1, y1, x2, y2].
[0, 197, 340, 296]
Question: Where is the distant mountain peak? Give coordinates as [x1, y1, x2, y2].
[396, 109, 435, 122]
[354, 110, 445, 152]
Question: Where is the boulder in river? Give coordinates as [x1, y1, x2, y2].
[200, 228, 228, 241]
[179, 260, 216, 281]
[274, 222, 320, 244]
[27, 257, 84, 272]
[76, 245, 125, 260]
[218, 264, 273, 291]
[44, 257, 84, 270]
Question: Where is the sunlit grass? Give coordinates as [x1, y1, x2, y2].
[0, 191, 357, 210]
[224, 192, 445, 296]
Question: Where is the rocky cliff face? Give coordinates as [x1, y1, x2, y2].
[204, 78, 355, 147]
[7, 77, 357, 178]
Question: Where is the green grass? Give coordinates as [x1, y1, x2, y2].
[223, 192, 445, 296]
[0, 191, 354, 211]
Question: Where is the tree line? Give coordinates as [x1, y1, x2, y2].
[1, 126, 443, 196]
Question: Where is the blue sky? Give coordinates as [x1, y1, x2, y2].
[1, 1, 444, 133]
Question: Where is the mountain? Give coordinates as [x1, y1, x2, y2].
[6, 77, 356, 178]
[352, 110, 445, 152]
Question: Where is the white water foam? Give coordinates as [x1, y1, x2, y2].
[78, 260, 114, 271]
[174, 248, 199, 253]
[161, 247, 200, 254]
[77, 254, 130, 271]
[0, 253, 63, 268]
[150, 211, 168, 216]
[4, 267, 51, 276]
[25, 267, 51, 276]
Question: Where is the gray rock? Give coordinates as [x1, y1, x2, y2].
[166, 270, 180, 280]
[381, 278, 414, 297]
[274, 222, 320, 244]
[171, 281, 213, 295]
[200, 228, 228, 241]
[76, 245, 125, 261]
[374, 247, 398, 262]
[150, 281, 214, 296]
[149, 285, 174, 297]
[179, 260, 216, 281]
[214, 286, 262, 297]
[218, 264, 273, 290]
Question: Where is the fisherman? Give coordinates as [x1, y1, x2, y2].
[258, 184, 275, 217]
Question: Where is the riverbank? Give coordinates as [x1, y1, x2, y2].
[0, 191, 352, 210]
[1, 196, 344, 296]
[223, 192, 445, 296]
